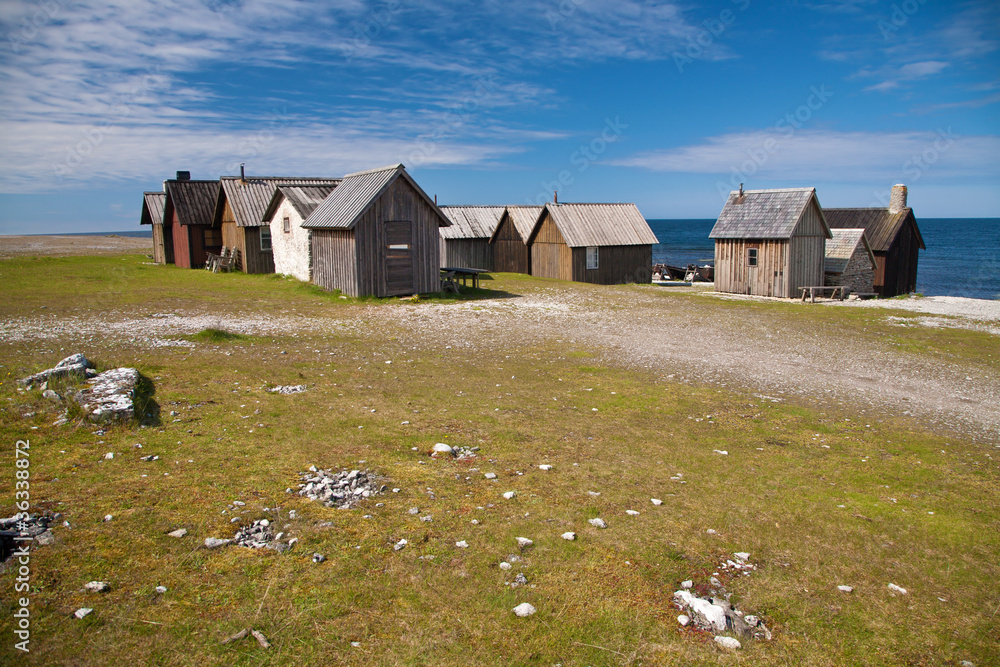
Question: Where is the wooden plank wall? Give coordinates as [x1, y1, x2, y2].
[787, 234, 826, 296]
[492, 215, 530, 273]
[714, 239, 788, 297]
[571, 245, 651, 284]
[880, 222, 920, 296]
[312, 230, 358, 296]
[152, 224, 165, 264]
[443, 239, 492, 271]
[170, 212, 192, 269]
[219, 201, 243, 270]
[530, 212, 572, 281]
[242, 227, 275, 274]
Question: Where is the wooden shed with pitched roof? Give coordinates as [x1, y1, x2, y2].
[213, 172, 341, 274]
[302, 164, 451, 297]
[438, 206, 504, 270]
[163, 173, 221, 269]
[490, 205, 543, 274]
[140, 191, 171, 264]
[710, 187, 831, 298]
[262, 184, 339, 283]
[526, 203, 657, 284]
[824, 185, 925, 297]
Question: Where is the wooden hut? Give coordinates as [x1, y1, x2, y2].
[301, 164, 451, 297]
[164, 173, 221, 269]
[824, 185, 925, 297]
[526, 203, 657, 284]
[490, 206, 543, 274]
[824, 228, 876, 294]
[213, 172, 341, 274]
[710, 187, 831, 298]
[438, 206, 504, 270]
[140, 191, 171, 264]
[262, 184, 339, 283]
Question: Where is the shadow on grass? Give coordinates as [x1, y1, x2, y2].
[135, 372, 161, 427]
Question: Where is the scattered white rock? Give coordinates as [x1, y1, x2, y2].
[269, 384, 307, 394]
[499, 562, 512, 571]
[674, 590, 727, 633]
[713, 450, 728, 456]
[681, 580, 693, 589]
[714, 636, 741, 650]
[155, 586, 167, 593]
[706, 529, 717, 535]
[587, 491, 600, 497]
[456, 540, 469, 549]
[651, 498, 663, 506]
[561, 532, 576, 541]
[84, 581, 110, 593]
[74, 608, 93, 620]
[887, 583, 908, 595]
[677, 614, 690, 626]
[431, 443, 454, 457]
[516, 537, 533, 549]
[502, 491, 517, 500]
[837, 585, 854, 593]
[588, 518, 607, 529]
[734, 552, 750, 561]
[204, 537, 231, 549]
[538, 464, 552, 471]
[512, 602, 536, 617]
[103, 515, 113, 522]
[104, 452, 114, 460]
[484, 472, 497, 480]
[394, 539, 407, 551]
[626, 510, 639, 516]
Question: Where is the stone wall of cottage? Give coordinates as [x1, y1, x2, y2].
[827, 245, 875, 294]
[269, 199, 312, 283]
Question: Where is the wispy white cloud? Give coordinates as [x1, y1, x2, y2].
[0, 0, 711, 192]
[611, 129, 1000, 183]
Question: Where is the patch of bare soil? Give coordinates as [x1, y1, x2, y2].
[0, 235, 150, 258]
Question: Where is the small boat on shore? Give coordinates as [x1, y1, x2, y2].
[684, 263, 714, 282]
[652, 264, 688, 281]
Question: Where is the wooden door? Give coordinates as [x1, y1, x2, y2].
[384, 220, 414, 296]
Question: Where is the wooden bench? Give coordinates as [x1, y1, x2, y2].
[799, 285, 850, 303]
[440, 267, 487, 292]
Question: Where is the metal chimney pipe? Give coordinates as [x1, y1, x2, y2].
[240, 163, 246, 183]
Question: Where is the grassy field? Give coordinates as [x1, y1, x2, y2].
[1, 254, 998, 666]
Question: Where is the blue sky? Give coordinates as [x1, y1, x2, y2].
[0, 0, 997, 233]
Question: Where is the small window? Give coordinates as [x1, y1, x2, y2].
[203, 228, 221, 246]
[747, 248, 758, 267]
[260, 228, 272, 251]
[586, 246, 599, 270]
[388, 244, 410, 251]
[282, 216, 290, 233]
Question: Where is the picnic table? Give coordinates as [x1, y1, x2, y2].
[441, 267, 487, 292]
[799, 285, 850, 303]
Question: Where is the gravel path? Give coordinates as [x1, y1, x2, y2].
[3, 286, 997, 440]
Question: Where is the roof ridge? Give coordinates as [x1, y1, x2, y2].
[220, 176, 342, 181]
[730, 187, 815, 194]
[343, 163, 404, 178]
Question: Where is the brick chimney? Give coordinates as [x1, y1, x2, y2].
[889, 184, 907, 213]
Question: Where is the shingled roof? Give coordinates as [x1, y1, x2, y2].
[527, 203, 658, 247]
[215, 176, 342, 228]
[263, 185, 339, 222]
[164, 179, 219, 226]
[140, 192, 165, 226]
[824, 208, 925, 253]
[302, 164, 450, 230]
[710, 188, 830, 240]
[489, 206, 544, 244]
[825, 228, 875, 275]
[439, 206, 505, 239]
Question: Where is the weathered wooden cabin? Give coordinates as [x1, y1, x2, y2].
[301, 164, 451, 297]
[526, 203, 658, 284]
[139, 191, 171, 264]
[710, 187, 831, 298]
[824, 228, 876, 294]
[213, 172, 341, 274]
[490, 206, 543, 274]
[164, 173, 221, 269]
[824, 185, 925, 297]
[438, 206, 504, 270]
[262, 184, 339, 283]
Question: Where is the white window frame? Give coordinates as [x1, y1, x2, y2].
[282, 216, 290, 233]
[260, 227, 272, 251]
[586, 246, 599, 270]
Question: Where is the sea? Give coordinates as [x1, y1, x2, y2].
[648, 218, 1000, 301]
